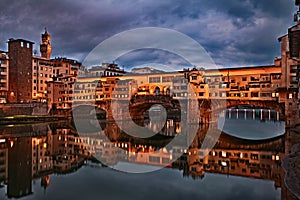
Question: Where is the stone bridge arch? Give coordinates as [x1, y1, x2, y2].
[199, 99, 285, 116]
[71, 104, 107, 119]
[225, 99, 285, 116]
[129, 95, 180, 119]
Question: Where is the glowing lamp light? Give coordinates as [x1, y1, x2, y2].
[222, 151, 227, 157]
[221, 161, 228, 167]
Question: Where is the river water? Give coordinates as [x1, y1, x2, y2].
[0, 112, 298, 200]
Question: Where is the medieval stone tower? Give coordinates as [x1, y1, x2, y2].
[40, 28, 52, 59]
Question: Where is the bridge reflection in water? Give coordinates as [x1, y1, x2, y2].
[0, 119, 298, 199]
[218, 108, 285, 140]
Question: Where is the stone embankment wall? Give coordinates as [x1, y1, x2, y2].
[0, 103, 48, 116]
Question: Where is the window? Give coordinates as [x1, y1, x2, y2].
[251, 154, 259, 160]
[162, 158, 170, 164]
[272, 74, 281, 80]
[192, 76, 197, 80]
[251, 92, 259, 97]
[40, 73, 43, 77]
[149, 156, 160, 163]
[290, 65, 297, 73]
[291, 76, 297, 84]
[181, 86, 187, 90]
[251, 76, 259, 81]
[219, 92, 226, 97]
[149, 77, 161, 83]
[20, 41, 24, 47]
[162, 76, 173, 82]
[289, 93, 293, 99]
[26, 43, 30, 48]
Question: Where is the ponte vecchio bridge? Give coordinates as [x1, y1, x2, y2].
[71, 64, 296, 125]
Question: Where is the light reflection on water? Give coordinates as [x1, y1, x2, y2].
[218, 108, 285, 140]
[0, 119, 296, 199]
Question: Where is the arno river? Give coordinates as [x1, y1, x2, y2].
[0, 109, 299, 200]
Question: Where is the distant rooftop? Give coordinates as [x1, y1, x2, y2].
[131, 66, 165, 74]
[8, 38, 34, 44]
[50, 57, 81, 65]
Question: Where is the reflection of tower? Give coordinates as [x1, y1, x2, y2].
[41, 175, 50, 194]
[7, 137, 32, 198]
[40, 28, 52, 59]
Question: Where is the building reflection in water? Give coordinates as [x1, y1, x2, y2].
[0, 119, 298, 199]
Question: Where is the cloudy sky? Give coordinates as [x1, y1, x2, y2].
[0, 0, 297, 70]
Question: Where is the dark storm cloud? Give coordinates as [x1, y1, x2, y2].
[0, 0, 297, 68]
[115, 49, 192, 71]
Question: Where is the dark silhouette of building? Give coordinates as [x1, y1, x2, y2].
[8, 38, 34, 102]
